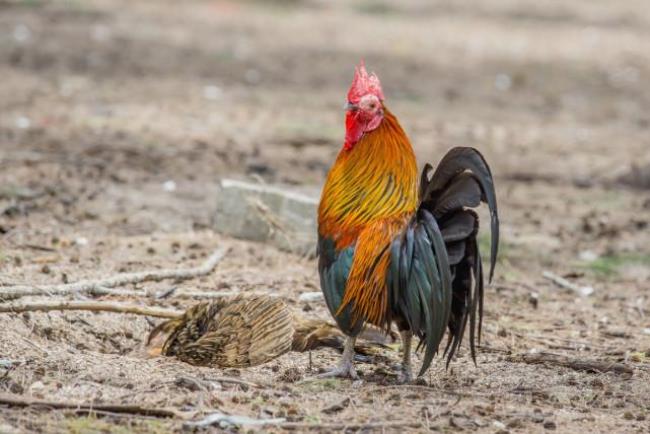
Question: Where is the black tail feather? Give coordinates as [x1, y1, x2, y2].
[420, 147, 499, 283]
[418, 147, 499, 367]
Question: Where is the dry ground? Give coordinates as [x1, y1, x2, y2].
[1, 0, 649, 432]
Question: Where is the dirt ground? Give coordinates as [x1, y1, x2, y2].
[1, 0, 649, 432]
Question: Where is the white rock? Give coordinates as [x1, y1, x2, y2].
[579, 250, 599, 262]
[13, 24, 31, 43]
[29, 381, 45, 394]
[298, 292, 323, 302]
[494, 73, 512, 91]
[202, 85, 223, 100]
[15, 116, 31, 129]
[214, 179, 318, 254]
[162, 180, 177, 192]
[579, 286, 594, 296]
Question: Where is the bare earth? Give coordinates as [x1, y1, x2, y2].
[1, 0, 649, 432]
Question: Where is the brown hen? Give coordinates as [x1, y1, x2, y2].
[146, 295, 389, 368]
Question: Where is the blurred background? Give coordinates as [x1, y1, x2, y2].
[2, 0, 649, 275]
[1, 0, 649, 230]
[0, 0, 649, 431]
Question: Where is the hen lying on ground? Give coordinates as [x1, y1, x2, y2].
[146, 295, 392, 368]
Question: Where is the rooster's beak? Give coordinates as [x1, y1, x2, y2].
[344, 102, 358, 111]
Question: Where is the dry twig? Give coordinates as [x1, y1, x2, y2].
[205, 376, 264, 389]
[542, 271, 594, 296]
[509, 352, 633, 375]
[0, 393, 182, 418]
[0, 300, 182, 318]
[280, 421, 423, 430]
[0, 247, 229, 300]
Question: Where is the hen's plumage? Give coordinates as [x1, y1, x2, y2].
[146, 295, 391, 368]
[148, 295, 293, 367]
[317, 63, 499, 378]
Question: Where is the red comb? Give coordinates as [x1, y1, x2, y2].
[347, 60, 384, 104]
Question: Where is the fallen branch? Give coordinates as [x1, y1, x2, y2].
[205, 376, 264, 389]
[370, 384, 491, 399]
[542, 271, 594, 296]
[72, 287, 236, 300]
[183, 412, 422, 431]
[184, 412, 285, 429]
[280, 421, 423, 431]
[0, 301, 182, 318]
[172, 290, 254, 299]
[321, 397, 350, 414]
[0, 247, 229, 300]
[87, 287, 149, 297]
[509, 352, 633, 375]
[0, 393, 182, 418]
[175, 375, 264, 391]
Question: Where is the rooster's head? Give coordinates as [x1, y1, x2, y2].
[344, 61, 385, 150]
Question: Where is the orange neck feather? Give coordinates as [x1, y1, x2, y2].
[318, 108, 418, 249]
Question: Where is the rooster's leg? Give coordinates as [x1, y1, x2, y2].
[399, 330, 413, 383]
[313, 336, 358, 380]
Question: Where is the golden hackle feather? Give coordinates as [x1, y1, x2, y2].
[318, 108, 418, 326]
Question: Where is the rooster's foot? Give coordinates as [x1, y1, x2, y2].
[314, 362, 359, 380]
[303, 336, 358, 381]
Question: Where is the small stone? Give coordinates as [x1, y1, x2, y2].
[623, 411, 634, 420]
[202, 85, 223, 100]
[578, 250, 599, 262]
[298, 292, 323, 302]
[543, 420, 557, 430]
[29, 381, 45, 397]
[13, 24, 31, 42]
[495, 73, 512, 91]
[41, 265, 51, 274]
[162, 180, 177, 192]
[15, 116, 31, 129]
[7, 379, 23, 394]
[532, 414, 544, 424]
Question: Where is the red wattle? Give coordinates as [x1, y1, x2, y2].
[344, 111, 366, 150]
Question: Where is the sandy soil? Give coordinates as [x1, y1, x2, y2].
[1, 0, 649, 432]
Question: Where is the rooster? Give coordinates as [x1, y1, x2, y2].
[317, 62, 499, 381]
